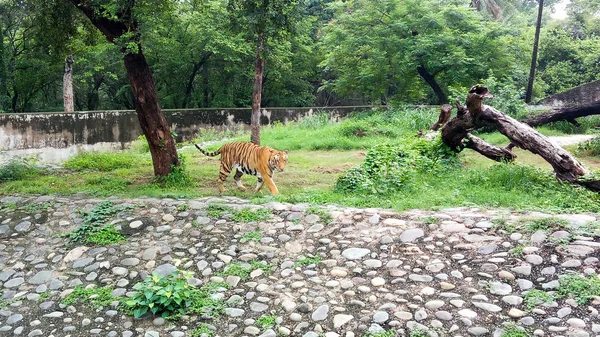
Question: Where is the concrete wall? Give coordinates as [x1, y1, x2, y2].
[0, 106, 378, 152]
[536, 80, 600, 107]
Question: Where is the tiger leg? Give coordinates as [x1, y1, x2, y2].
[263, 176, 279, 196]
[217, 163, 231, 194]
[234, 170, 247, 191]
[254, 177, 264, 193]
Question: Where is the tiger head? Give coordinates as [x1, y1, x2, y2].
[269, 149, 288, 172]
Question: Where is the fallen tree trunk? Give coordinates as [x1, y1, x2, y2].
[521, 101, 600, 127]
[440, 85, 600, 192]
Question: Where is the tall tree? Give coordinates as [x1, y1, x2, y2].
[228, 0, 302, 145]
[0, 19, 9, 112]
[525, 0, 544, 103]
[63, 54, 74, 112]
[66, 0, 179, 176]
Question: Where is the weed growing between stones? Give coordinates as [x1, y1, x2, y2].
[363, 330, 399, 337]
[522, 289, 554, 311]
[525, 217, 568, 232]
[557, 273, 600, 305]
[123, 270, 228, 319]
[407, 329, 427, 337]
[231, 208, 272, 222]
[190, 323, 216, 337]
[240, 229, 261, 243]
[499, 324, 531, 337]
[61, 200, 132, 245]
[306, 205, 332, 224]
[62, 285, 119, 309]
[508, 245, 526, 257]
[22, 201, 55, 214]
[255, 314, 278, 331]
[218, 260, 273, 280]
[293, 255, 322, 268]
[206, 203, 233, 218]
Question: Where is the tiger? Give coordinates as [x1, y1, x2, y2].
[195, 141, 288, 196]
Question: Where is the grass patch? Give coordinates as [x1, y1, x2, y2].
[23, 201, 55, 214]
[206, 204, 233, 218]
[218, 260, 273, 280]
[240, 229, 261, 243]
[62, 285, 119, 310]
[294, 255, 322, 268]
[306, 205, 332, 224]
[64, 152, 136, 171]
[523, 289, 554, 311]
[508, 245, 525, 257]
[525, 217, 568, 232]
[364, 330, 398, 337]
[61, 200, 133, 245]
[557, 273, 600, 305]
[231, 208, 271, 222]
[500, 324, 531, 337]
[37, 290, 52, 302]
[420, 216, 438, 225]
[255, 314, 278, 331]
[190, 323, 216, 337]
[0, 158, 45, 182]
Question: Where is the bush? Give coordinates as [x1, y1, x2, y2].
[154, 154, 194, 188]
[129, 135, 150, 153]
[335, 135, 457, 194]
[0, 157, 44, 182]
[576, 136, 600, 156]
[64, 151, 136, 171]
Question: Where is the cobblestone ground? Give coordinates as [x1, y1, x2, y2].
[0, 195, 599, 337]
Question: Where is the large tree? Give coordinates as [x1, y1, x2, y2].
[66, 0, 180, 176]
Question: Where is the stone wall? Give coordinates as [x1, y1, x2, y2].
[536, 80, 600, 107]
[0, 106, 378, 151]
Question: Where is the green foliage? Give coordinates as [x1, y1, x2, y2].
[335, 136, 457, 194]
[190, 324, 216, 337]
[64, 152, 137, 172]
[219, 260, 273, 280]
[576, 136, 600, 156]
[407, 329, 427, 337]
[240, 229, 261, 243]
[231, 208, 272, 222]
[23, 201, 54, 214]
[0, 158, 45, 182]
[508, 245, 525, 257]
[62, 285, 119, 309]
[523, 289, 554, 311]
[154, 154, 194, 188]
[294, 255, 322, 268]
[557, 273, 600, 305]
[255, 314, 277, 331]
[500, 325, 531, 337]
[420, 216, 438, 225]
[306, 206, 332, 224]
[130, 135, 151, 153]
[123, 270, 227, 319]
[37, 290, 51, 302]
[206, 204, 233, 218]
[62, 200, 133, 245]
[525, 217, 568, 232]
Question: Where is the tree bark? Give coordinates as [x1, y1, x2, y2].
[440, 85, 600, 191]
[69, 0, 180, 176]
[251, 33, 265, 146]
[63, 54, 74, 112]
[417, 65, 447, 104]
[521, 102, 600, 127]
[431, 104, 453, 130]
[525, 0, 544, 103]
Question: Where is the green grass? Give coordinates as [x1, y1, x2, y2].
[508, 245, 525, 257]
[218, 260, 273, 280]
[0, 158, 45, 182]
[557, 273, 600, 305]
[190, 323, 216, 337]
[62, 285, 119, 309]
[500, 325, 531, 337]
[306, 205, 332, 224]
[523, 289, 554, 311]
[525, 217, 569, 232]
[240, 229, 261, 243]
[364, 331, 398, 337]
[206, 204, 233, 218]
[61, 201, 134, 245]
[255, 314, 278, 331]
[294, 255, 322, 268]
[1, 107, 600, 214]
[231, 208, 272, 222]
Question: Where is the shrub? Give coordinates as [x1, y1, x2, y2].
[576, 136, 600, 156]
[154, 154, 194, 188]
[129, 135, 150, 153]
[64, 151, 136, 171]
[0, 157, 44, 182]
[335, 136, 457, 194]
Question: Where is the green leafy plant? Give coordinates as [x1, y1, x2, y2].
[155, 154, 194, 188]
[190, 323, 216, 337]
[232, 208, 272, 222]
[23, 201, 55, 214]
[62, 285, 119, 309]
[123, 270, 227, 319]
[525, 217, 568, 232]
[62, 200, 133, 245]
[177, 204, 189, 211]
[240, 229, 261, 243]
[420, 216, 438, 225]
[499, 324, 531, 337]
[576, 136, 600, 156]
[218, 260, 273, 280]
[508, 245, 525, 257]
[0, 157, 45, 182]
[523, 289, 554, 311]
[364, 329, 399, 337]
[255, 314, 277, 331]
[294, 255, 322, 268]
[557, 273, 600, 305]
[206, 204, 233, 218]
[37, 290, 52, 302]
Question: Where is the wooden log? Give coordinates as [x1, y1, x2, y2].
[430, 104, 453, 131]
[521, 102, 600, 127]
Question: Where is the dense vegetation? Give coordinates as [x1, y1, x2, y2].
[1, 108, 599, 212]
[1, 0, 600, 112]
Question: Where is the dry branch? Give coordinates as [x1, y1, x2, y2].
[521, 102, 600, 127]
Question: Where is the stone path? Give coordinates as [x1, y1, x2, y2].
[0, 195, 599, 337]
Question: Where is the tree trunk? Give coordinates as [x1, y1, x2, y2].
[202, 64, 210, 108]
[521, 102, 600, 127]
[417, 65, 447, 104]
[430, 104, 453, 130]
[69, 0, 180, 177]
[0, 21, 9, 112]
[63, 54, 74, 112]
[123, 49, 180, 176]
[440, 85, 600, 191]
[251, 33, 265, 146]
[525, 0, 544, 103]
[182, 52, 212, 108]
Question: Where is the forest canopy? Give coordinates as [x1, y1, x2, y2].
[1, 0, 599, 112]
